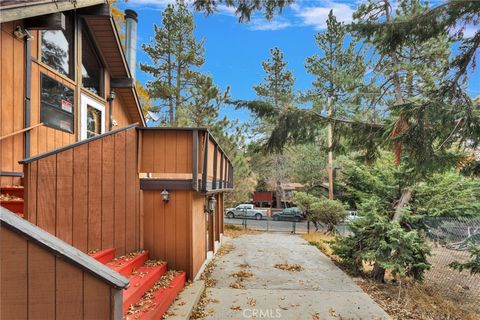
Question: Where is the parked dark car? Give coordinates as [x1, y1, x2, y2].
[272, 207, 304, 222]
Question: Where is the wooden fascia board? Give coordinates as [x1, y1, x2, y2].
[0, 0, 106, 23]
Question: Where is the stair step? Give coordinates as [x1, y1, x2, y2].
[107, 251, 149, 277]
[0, 186, 24, 199]
[123, 263, 167, 314]
[89, 248, 116, 264]
[124, 271, 186, 320]
[1, 200, 24, 216]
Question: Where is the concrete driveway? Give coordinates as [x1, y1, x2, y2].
[202, 233, 389, 320]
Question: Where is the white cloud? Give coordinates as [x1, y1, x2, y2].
[463, 25, 478, 38]
[216, 4, 237, 17]
[294, 2, 355, 30]
[248, 17, 291, 31]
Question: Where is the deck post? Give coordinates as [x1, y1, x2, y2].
[202, 133, 209, 192]
[192, 130, 198, 191]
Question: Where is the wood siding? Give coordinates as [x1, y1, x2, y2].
[0, 19, 140, 187]
[0, 226, 115, 320]
[140, 130, 192, 175]
[1, 21, 25, 185]
[191, 191, 207, 278]
[143, 189, 192, 276]
[24, 126, 140, 256]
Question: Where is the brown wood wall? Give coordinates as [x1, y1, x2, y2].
[140, 130, 193, 175]
[0, 21, 137, 187]
[191, 191, 207, 278]
[0, 226, 114, 320]
[1, 21, 26, 186]
[143, 189, 193, 277]
[24, 126, 140, 256]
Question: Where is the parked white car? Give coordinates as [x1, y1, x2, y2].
[344, 210, 359, 222]
[225, 204, 268, 220]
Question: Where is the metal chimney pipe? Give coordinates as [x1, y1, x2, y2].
[124, 9, 138, 79]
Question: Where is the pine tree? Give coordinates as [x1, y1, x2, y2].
[193, 0, 294, 22]
[353, 0, 480, 221]
[141, 0, 205, 125]
[181, 74, 230, 128]
[305, 10, 373, 199]
[252, 47, 296, 208]
[254, 47, 295, 113]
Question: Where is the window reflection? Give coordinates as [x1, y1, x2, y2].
[86, 105, 102, 138]
[40, 15, 73, 78]
[82, 29, 103, 96]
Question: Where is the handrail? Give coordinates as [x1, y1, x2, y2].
[0, 207, 129, 289]
[0, 123, 44, 141]
[19, 123, 139, 164]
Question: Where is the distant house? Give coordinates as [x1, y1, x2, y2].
[0, 1, 233, 318]
[253, 182, 304, 208]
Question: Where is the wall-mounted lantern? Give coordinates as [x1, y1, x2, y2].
[107, 90, 116, 130]
[207, 195, 217, 213]
[161, 189, 169, 203]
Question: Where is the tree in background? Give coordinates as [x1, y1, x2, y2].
[305, 10, 373, 199]
[181, 74, 230, 128]
[253, 47, 295, 119]
[292, 191, 346, 232]
[310, 199, 347, 233]
[193, 0, 294, 22]
[353, 0, 480, 87]
[141, 0, 205, 125]
[249, 47, 296, 207]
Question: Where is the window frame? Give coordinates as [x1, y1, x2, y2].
[39, 73, 75, 134]
[80, 93, 105, 140]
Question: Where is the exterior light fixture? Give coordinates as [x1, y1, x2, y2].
[14, 26, 33, 40]
[207, 196, 217, 213]
[107, 90, 116, 101]
[108, 90, 116, 130]
[161, 190, 169, 203]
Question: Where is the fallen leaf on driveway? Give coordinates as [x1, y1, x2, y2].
[329, 307, 338, 317]
[230, 305, 242, 311]
[274, 263, 304, 272]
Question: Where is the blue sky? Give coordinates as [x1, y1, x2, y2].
[118, 0, 479, 123]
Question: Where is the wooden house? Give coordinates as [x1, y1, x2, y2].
[0, 1, 233, 319]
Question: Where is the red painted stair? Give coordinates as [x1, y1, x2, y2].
[89, 248, 186, 319]
[0, 185, 24, 217]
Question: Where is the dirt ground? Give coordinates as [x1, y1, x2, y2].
[304, 232, 480, 320]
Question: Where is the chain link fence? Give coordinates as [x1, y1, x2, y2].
[422, 217, 480, 304]
[224, 216, 351, 235]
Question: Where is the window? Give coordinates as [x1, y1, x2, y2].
[80, 94, 105, 140]
[86, 105, 102, 138]
[82, 28, 103, 97]
[40, 14, 74, 79]
[40, 73, 74, 133]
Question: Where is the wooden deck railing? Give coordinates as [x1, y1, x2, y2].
[20, 124, 140, 256]
[138, 127, 233, 193]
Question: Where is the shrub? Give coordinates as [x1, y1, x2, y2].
[310, 199, 347, 233]
[332, 198, 431, 282]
